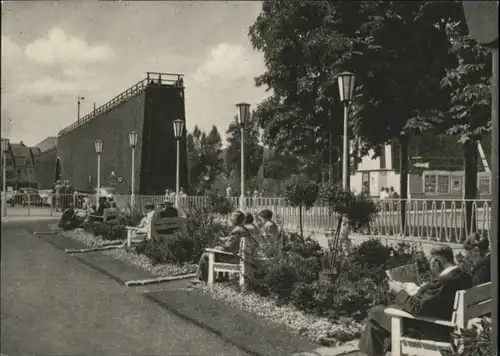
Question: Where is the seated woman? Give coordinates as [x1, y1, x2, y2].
[58, 204, 78, 231]
[257, 209, 282, 257]
[464, 232, 491, 286]
[243, 212, 262, 255]
[129, 203, 156, 238]
[195, 211, 249, 282]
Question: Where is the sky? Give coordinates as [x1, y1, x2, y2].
[1, 1, 269, 146]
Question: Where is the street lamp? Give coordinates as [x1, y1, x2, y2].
[129, 131, 139, 207]
[337, 72, 356, 190]
[173, 119, 184, 208]
[236, 102, 251, 210]
[1, 138, 10, 217]
[94, 140, 103, 200]
[77, 96, 85, 123]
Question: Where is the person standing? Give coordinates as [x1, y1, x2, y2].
[226, 184, 232, 197]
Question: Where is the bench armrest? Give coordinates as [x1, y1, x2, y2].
[385, 308, 455, 328]
[125, 226, 140, 230]
[205, 248, 239, 257]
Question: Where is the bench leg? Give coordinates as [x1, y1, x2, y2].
[207, 253, 215, 285]
[391, 316, 403, 356]
[239, 260, 246, 291]
[127, 230, 132, 248]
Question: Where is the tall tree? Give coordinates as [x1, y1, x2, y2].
[204, 125, 224, 184]
[439, 19, 492, 232]
[225, 115, 263, 191]
[186, 125, 207, 192]
[249, 1, 360, 180]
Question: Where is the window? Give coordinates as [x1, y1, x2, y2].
[6, 159, 13, 166]
[424, 173, 451, 194]
[6, 170, 15, 179]
[478, 177, 491, 194]
[424, 174, 437, 193]
[437, 175, 450, 193]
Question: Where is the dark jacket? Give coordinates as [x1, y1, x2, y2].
[472, 254, 491, 286]
[395, 267, 473, 320]
[159, 207, 179, 218]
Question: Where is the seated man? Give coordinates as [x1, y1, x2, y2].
[159, 201, 179, 218]
[95, 197, 110, 216]
[128, 203, 156, 238]
[195, 211, 250, 282]
[58, 204, 78, 231]
[359, 245, 472, 356]
[464, 232, 491, 286]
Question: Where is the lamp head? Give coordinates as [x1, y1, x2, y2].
[173, 119, 184, 139]
[235, 102, 251, 128]
[1, 138, 10, 153]
[129, 131, 139, 148]
[94, 140, 103, 154]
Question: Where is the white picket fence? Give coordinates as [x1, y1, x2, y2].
[2, 193, 491, 244]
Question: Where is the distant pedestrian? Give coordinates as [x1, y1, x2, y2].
[226, 184, 232, 197]
[389, 186, 399, 199]
[379, 187, 387, 200]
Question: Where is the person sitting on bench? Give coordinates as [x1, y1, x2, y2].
[464, 232, 491, 286]
[159, 201, 179, 218]
[195, 211, 250, 283]
[58, 204, 78, 231]
[358, 245, 473, 356]
[129, 203, 156, 238]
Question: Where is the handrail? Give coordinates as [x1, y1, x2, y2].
[58, 72, 184, 137]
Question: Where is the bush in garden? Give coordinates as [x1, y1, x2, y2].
[320, 183, 379, 232]
[441, 317, 492, 356]
[282, 180, 319, 237]
[207, 194, 234, 215]
[136, 207, 231, 265]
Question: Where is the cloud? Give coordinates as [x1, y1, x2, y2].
[193, 43, 265, 84]
[1, 36, 22, 60]
[25, 27, 114, 65]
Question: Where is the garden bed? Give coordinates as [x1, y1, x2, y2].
[59, 227, 197, 278]
[191, 282, 364, 347]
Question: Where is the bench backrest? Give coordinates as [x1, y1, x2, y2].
[451, 282, 491, 329]
[102, 208, 119, 222]
[148, 216, 186, 238]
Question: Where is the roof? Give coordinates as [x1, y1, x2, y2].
[35, 136, 58, 152]
[10, 143, 32, 159]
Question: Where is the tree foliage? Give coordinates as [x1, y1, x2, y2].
[282, 179, 319, 236]
[225, 115, 264, 184]
[186, 125, 224, 193]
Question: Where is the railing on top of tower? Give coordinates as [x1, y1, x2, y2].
[58, 72, 184, 137]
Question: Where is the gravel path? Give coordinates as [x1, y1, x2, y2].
[193, 283, 364, 347]
[59, 227, 197, 278]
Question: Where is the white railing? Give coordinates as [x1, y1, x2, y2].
[3, 193, 491, 244]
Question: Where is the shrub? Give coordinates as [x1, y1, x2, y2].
[282, 180, 319, 237]
[320, 184, 379, 232]
[207, 194, 234, 215]
[136, 207, 231, 265]
[441, 317, 492, 356]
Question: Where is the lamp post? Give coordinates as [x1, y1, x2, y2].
[173, 119, 184, 208]
[1, 138, 10, 217]
[236, 102, 251, 210]
[337, 72, 356, 190]
[129, 131, 139, 208]
[94, 140, 103, 200]
[337, 72, 356, 244]
[77, 96, 85, 123]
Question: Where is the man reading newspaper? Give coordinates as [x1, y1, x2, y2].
[359, 245, 472, 356]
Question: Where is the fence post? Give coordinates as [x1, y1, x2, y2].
[27, 194, 31, 216]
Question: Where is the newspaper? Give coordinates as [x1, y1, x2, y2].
[385, 263, 421, 285]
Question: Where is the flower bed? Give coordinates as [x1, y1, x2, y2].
[192, 283, 364, 346]
[60, 227, 197, 277]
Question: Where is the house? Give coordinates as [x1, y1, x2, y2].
[350, 133, 492, 199]
[0, 140, 39, 189]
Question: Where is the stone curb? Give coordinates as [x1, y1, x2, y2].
[125, 274, 196, 287]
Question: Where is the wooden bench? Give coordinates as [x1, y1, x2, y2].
[386, 281, 492, 356]
[126, 214, 186, 248]
[205, 237, 248, 288]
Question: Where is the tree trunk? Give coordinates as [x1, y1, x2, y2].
[463, 140, 478, 236]
[399, 135, 409, 235]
